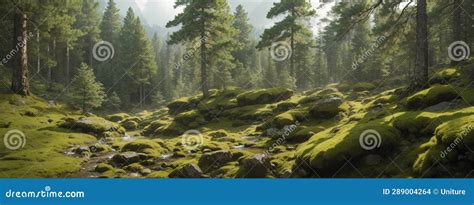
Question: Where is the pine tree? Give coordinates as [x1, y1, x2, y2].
[73, 0, 101, 78]
[232, 4, 254, 87]
[257, 0, 316, 85]
[166, 0, 237, 97]
[130, 17, 158, 106]
[69, 63, 106, 113]
[98, 0, 121, 88]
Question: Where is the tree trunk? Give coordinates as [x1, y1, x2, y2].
[11, 9, 29, 96]
[36, 30, 40, 74]
[66, 40, 70, 83]
[410, 0, 429, 91]
[451, 0, 463, 64]
[200, 14, 209, 98]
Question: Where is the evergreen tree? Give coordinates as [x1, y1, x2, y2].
[257, 0, 316, 86]
[166, 0, 237, 97]
[69, 63, 105, 113]
[98, 0, 121, 88]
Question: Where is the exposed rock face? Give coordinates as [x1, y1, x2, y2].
[198, 150, 233, 171]
[236, 154, 271, 178]
[169, 164, 206, 178]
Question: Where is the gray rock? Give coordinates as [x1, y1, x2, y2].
[237, 154, 271, 178]
[198, 150, 233, 171]
[111, 152, 141, 165]
[169, 164, 206, 178]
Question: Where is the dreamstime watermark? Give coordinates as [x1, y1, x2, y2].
[181, 129, 204, 150]
[92, 41, 115, 62]
[448, 41, 470, 62]
[440, 124, 473, 159]
[173, 34, 209, 70]
[359, 129, 382, 150]
[270, 41, 292, 62]
[352, 35, 387, 70]
[5, 186, 85, 199]
[3, 129, 26, 150]
[263, 121, 300, 156]
[0, 32, 34, 66]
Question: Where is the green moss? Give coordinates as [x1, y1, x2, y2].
[59, 117, 125, 138]
[298, 88, 343, 104]
[236, 88, 293, 106]
[174, 110, 206, 127]
[429, 68, 461, 84]
[0, 94, 97, 177]
[106, 113, 130, 122]
[352, 82, 376, 92]
[95, 163, 114, 173]
[295, 120, 400, 174]
[142, 120, 169, 136]
[121, 139, 168, 157]
[288, 126, 325, 142]
[146, 171, 171, 178]
[223, 104, 273, 121]
[405, 84, 459, 109]
[435, 115, 474, 146]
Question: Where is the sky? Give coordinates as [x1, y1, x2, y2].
[112, 0, 335, 35]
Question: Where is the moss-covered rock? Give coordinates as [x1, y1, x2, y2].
[198, 150, 234, 171]
[406, 84, 459, 109]
[142, 120, 169, 136]
[429, 68, 461, 84]
[169, 163, 206, 178]
[174, 110, 206, 127]
[236, 88, 293, 106]
[167, 97, 199, 115]
[121, 139, 168, 157]
[155, 122, 188, 136]
[295, 121, 400, 176]
[106, 113, 130, 122]
[236, 154, 271, 178]
[59, 117, 125, 138]
[121, 120, 139, 130]
[223, 104, 273, 121]
[288, 126, 326, 142]
[309, 97, 346, 119]
[298, 88, 343, 105]
[95, 163, 114, 173]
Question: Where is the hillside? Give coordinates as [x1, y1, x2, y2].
[1, 63, 473, 178]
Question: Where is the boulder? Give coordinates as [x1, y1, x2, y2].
[236, 88, 293, 106]
[121, 120, 139, 130]
[167, 97, 199, 115]
[59, 117, 125, 138]
[406, 84, 459, 109]
[106, 113, 130, 122]
[236, 154, 271, 178]
[142, 120, 168, 136]
[198, 150, 233, 171]
[111, 152, 144, 165]
[169, 164, 206, 178]
[309, 97, 344, 118]
[95, 163, 114, 173]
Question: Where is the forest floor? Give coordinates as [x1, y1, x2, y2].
[1, 62, 474, 178]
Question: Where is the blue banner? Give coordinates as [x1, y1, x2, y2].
[0, 179, 472, 205]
